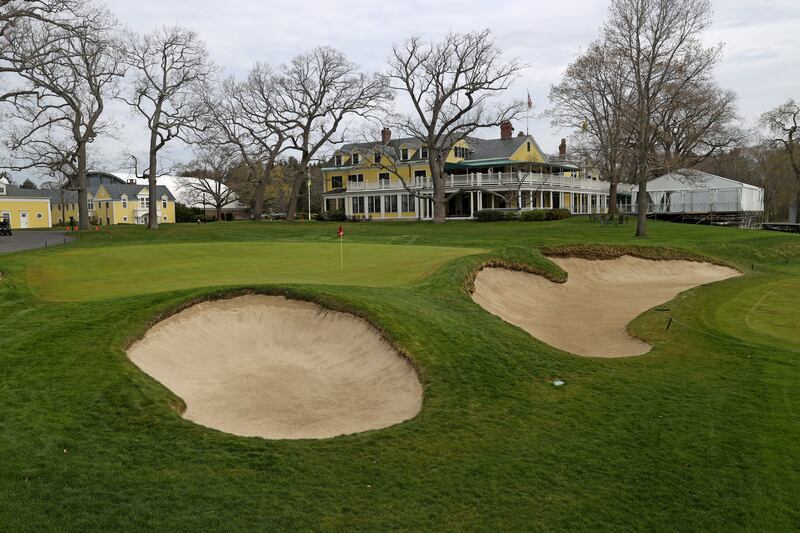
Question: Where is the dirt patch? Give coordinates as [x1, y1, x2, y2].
[127, 295, 422, 439]
[471, 256, 739, 357]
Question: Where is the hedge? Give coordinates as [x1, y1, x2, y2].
[475, 208, 571, 222]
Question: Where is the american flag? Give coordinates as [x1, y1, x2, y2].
[527, 91, 533, 110]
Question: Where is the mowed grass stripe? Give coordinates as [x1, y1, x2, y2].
[26, 241, 482, 301]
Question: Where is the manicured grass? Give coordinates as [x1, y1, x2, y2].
[26, 241, 481, 301]
[0, 218, 798, 531]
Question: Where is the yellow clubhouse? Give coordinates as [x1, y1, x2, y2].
[321, 122, 612, 220]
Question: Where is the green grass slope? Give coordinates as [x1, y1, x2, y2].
[0, 218, 798, 531]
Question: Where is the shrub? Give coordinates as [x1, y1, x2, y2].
[520, 210, 546, 222]
[474, 209, 518, 222]
[318, 209, 346, 221]
[518, 208, 571, 222]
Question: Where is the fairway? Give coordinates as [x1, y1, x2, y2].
[26, 240, 481, 301]
[1, 219, 799, 531]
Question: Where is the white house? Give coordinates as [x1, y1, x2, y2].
[111, 172, 250, 219]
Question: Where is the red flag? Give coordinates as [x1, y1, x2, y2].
[337, 225, 344, 238]
[527, 91, 533, 110]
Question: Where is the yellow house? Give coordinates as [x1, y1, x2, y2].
[48, 172, 176, 226]
[0, 180, 52, 229]
[321, 123, 611, 219]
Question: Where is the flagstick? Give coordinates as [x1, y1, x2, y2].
[340, 235, 343, 271]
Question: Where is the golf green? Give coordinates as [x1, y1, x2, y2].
[26, 241, 482, 301]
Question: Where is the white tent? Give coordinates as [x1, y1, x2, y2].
[631, 170, 764, 214]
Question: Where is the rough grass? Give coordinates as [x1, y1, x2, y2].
[0, 218, 798, 531]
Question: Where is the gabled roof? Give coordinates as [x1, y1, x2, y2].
[100, 182, 176, 201]
[327, 133, 554, 170]
[0, 184, 53, 199]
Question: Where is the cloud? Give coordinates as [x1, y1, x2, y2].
[7, 0, 800, 181]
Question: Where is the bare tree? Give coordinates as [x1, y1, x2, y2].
[177, 144, 239, 221]
[387, 30, 524, 223]
[123, 26, 213, 229]
[276, 46, 390, 221]
[199, 64, 290, 220]
[760, 99, 799, 222]
[0, 3, 124, 229]
[604, 0, 723, 237]
[550, 40, 630, 215]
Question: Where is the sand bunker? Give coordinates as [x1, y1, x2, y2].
[127, 295, 422, 439]
[472, 256, 739, 357]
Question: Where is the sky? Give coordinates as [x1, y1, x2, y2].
[11, 0, 800, 182]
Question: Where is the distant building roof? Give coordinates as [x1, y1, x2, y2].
[0, 184, 52, 199]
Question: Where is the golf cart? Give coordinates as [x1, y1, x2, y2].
[0, 218, 11, 236]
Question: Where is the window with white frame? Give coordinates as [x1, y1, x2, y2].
[367, 195, 381, 213]
[351, 152, 360, 165]
[123, 216, 128, 222]
[378, 172, 390, 184]
[351, 196, 365, 214]
[348, 174, 364, 184]
[162, 198, 167, 209]
[402, 194, 415, 212]
[420, 146, 428, 159]
[121, 196, 128, 208]
[400, 147, 409, 160]
[88, 200, 94, 210]
[334, 154, 342, 166]
[384, 195, 398, 213]
[373, 152, 381, 164]
[139, 197, 149, 209]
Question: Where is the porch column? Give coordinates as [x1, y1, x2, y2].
[549, 191, 553, 209]
[517, 189, 522, 210]
[380, 194, 385, 219]
[470, 192, 474, 218]
[477, 190, 483, 211]
[397, 194, 402, 218]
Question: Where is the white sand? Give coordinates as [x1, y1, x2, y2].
[127, 295, 422, 439]
[472, 256, 739, 357]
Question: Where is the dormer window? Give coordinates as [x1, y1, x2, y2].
[121, 196, 128, 209]
[527, 141, 532, 153]
[162, 196, 168, 209]
[420, 147, 429, 159]
[0, 185, 5, 195]
[401, 147, 409, 161]
[334, 154, 342, 166]
[374, 152, 381, 164]
[351, 153, 360, 165]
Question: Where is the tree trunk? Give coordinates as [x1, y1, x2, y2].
[147, 137, 159, 229]
[431, 158, 446, 223]
[607, 180, 619, 215]
[286, 162, 306, 222]
[251, 165, 272, 221]
[76, 142, 90, 231]
[216, 205, 222, 221]
[794, 187, 800, 224]
[635, 179, 648, 238]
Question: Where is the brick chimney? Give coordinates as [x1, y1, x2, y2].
[517, 131, 525, 137]
[381, 127, 392, 144]
[500, 121, 514, 140]
[559, 138, 567, 157]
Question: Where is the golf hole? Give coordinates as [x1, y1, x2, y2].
[127, 295, 422, 439]
[472, 255, 740, 357]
